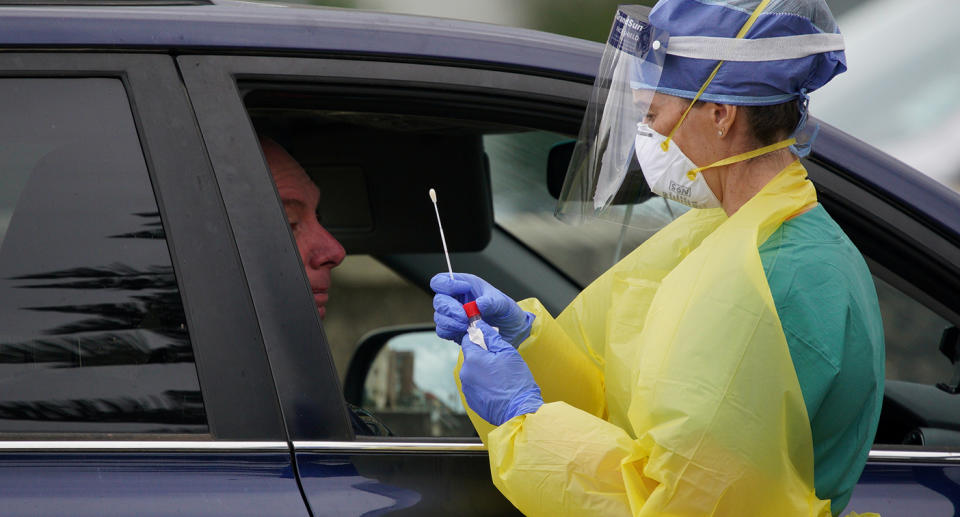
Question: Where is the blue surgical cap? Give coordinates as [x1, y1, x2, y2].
[650, 0, 847, 105]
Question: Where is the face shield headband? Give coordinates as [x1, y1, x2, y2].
[556, 0, 844, 227]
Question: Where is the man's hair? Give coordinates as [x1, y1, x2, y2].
[741, 102, 801, 147]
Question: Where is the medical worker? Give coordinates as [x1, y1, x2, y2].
[431, 1, 884, 516]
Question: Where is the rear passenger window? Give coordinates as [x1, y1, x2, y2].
[0, 78, 206, 434]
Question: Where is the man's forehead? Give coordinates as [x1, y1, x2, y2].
[276, 168, 320, 206]
[263, 140, 320, 203]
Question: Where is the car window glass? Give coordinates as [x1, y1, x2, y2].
[874, 275, 953, 385]
[484, 131, 687, 287]
[0, 78, 206, 434]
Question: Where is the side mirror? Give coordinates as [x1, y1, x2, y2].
[344, 325, 474, 437]
[546, 139, 655, 205]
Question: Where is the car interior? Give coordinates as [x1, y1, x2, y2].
[244, 86, 960, 449]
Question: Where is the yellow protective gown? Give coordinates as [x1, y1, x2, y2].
[457, 162, 877, 516]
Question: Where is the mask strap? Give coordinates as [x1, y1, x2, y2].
[661, 61, 723, 152]
[686, 136, 796, 180]
[662, 0, 772, 152]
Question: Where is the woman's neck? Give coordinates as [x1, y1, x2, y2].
[705, 148, 796, 216]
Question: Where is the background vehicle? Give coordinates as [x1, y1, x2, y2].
[0, 1, 957, 515]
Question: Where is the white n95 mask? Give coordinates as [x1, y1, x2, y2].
[635, 123, 721, 209]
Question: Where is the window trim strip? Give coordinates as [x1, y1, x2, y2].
[295, 441, 960, 462]
[868, 450, 960, 463]
[294, 440, 486, 453]
[0, 441, 289, 452]
[0, 441, 954, 462]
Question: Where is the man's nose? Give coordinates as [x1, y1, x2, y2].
[304, 223, 346, 270]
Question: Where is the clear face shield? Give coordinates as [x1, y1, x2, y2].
[555, 6, 671, 228]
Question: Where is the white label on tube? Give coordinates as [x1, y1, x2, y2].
[467, 323, 487, 351]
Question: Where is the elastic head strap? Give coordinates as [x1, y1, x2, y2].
[661, 0, 772, 152]
[789, 88, 819, 158]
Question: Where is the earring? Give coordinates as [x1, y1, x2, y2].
[718, 129, 724, 137]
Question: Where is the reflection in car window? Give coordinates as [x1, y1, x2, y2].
[0, 78, 206, 434]
[485, 131, 686, 287]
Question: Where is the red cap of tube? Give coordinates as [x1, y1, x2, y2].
[462, 301, 481, 319]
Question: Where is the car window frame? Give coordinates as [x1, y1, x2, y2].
[177, 53, 960, 460]
[0, 53, 286, 441]
[177, 54, 591, 444]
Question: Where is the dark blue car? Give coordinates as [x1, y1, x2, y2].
[0, 1, 957, 515]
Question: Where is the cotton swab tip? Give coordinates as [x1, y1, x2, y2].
[429, 188, 437, 203]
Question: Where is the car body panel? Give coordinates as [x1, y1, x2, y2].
[295, 446, 521, 516]
[0, 444, 306, 517]
[847, 454, 960, 516]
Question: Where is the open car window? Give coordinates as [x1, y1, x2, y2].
[243, 86, 960, 447]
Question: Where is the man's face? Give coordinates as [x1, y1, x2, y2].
[263, 140, 346, 318]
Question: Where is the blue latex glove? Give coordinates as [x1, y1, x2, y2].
[459, 321, 543, 426]
[431, 273, 534, 347]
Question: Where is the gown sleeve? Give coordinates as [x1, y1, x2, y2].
[454, 268, 653, 517]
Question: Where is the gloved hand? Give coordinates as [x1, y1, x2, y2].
[431, 273, 534, 347]
[459, 321, 543, 426]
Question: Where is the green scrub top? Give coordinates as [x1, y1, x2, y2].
[758, 203, 885, 515]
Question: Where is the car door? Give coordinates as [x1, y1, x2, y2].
[178, 52, 578, 516]
[178, 49, 960, 516]
[0, 53, 307, 516]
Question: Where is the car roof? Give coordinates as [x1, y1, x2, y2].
[0, 0, 603, 79]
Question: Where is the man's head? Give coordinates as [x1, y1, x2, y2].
[262, 137, 346, 318]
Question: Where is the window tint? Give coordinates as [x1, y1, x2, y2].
[0, 78, 206, 434]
